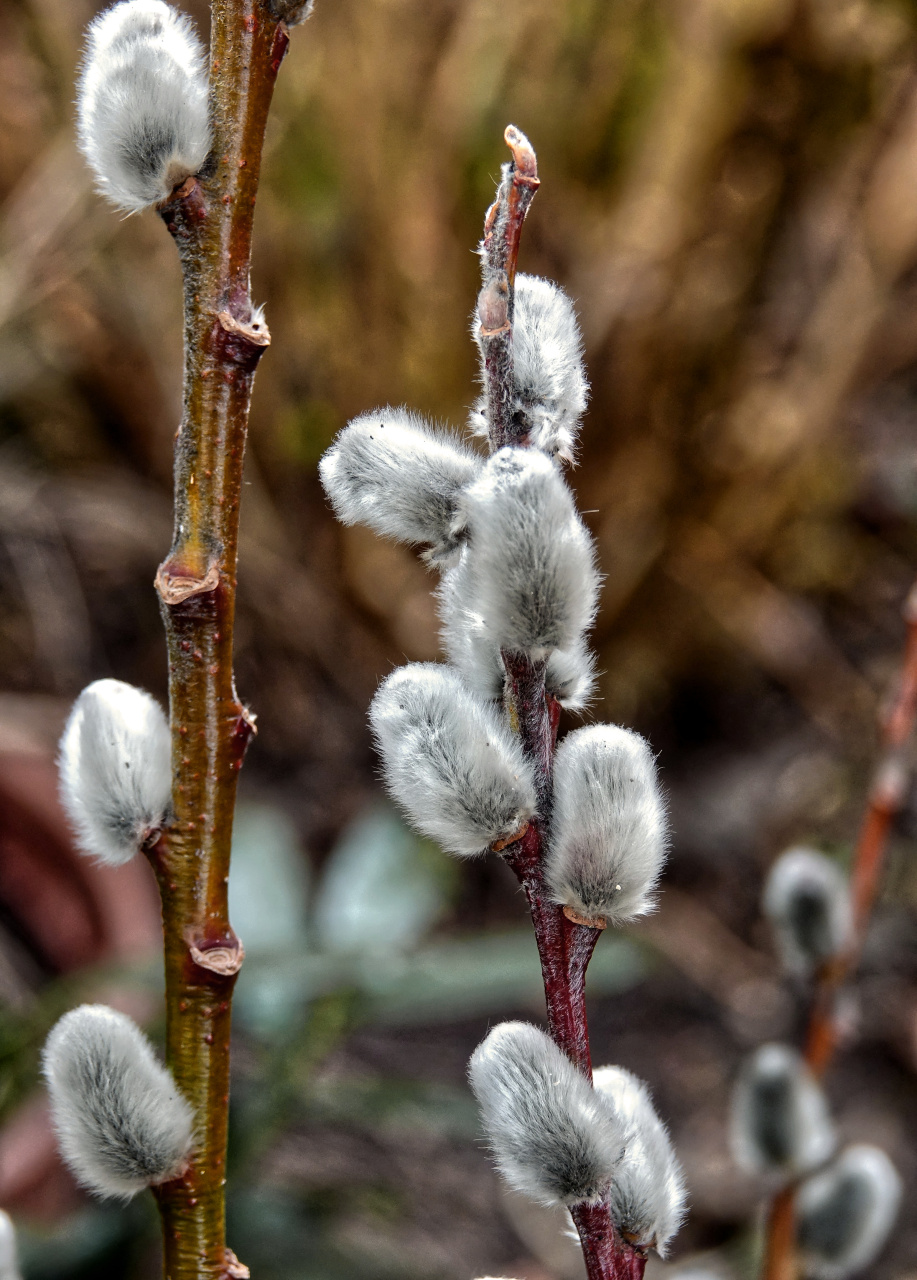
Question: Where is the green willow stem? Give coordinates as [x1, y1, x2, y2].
[144, 2, 290, 1277]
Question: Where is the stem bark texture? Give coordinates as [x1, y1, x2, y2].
[147, 4, 289, 1277]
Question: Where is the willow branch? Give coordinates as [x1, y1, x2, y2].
[480, 128, 645, 1280]
[143, 4, 290, 1278]
[761, 576, 917, 1280]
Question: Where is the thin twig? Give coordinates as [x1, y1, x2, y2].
[480, 128, 645, 1280]
[761, 576, 917, 1280]
[478, 126, 540, 450]
[143, 3, 291, 1278]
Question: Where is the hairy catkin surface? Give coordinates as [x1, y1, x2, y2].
[319, 408, 481, 565]
[450, 447, 598, 660]
[43, 1005, 194, 1199]
[469, 1022, 625, 1206]
[546, 725, 667, 924]
[470, 274, 589, 465]
[77, 0, 211, 211]
[58, 678, 172, 865]
[370, 663, 537, 856]
[593, 1066, 686, 1255]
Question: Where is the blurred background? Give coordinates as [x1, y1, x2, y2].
[1, 0, 917, 1274]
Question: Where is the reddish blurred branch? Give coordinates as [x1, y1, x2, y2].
[762, 576, 917, 1280]
[145, 3, 289, 1277]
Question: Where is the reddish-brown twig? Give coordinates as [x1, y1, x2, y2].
[761, 577, 917, 1280]
[479, 128, 646, 1280]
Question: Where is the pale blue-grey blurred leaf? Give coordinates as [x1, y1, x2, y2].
[229, 802, 310, 952]
[312, 807, 447, 956]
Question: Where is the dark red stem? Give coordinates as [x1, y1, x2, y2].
[570, 1204, 648, 1280]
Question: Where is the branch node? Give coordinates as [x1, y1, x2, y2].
[189, 936, 245, 976]
[221, 1248, 250, 1279]
[156, 561, 221, 609]
[217, 309, 271, 347]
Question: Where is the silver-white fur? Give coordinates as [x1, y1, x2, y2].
[0, 1212, 20, 1280]
[593, 1066, 686, 1256]
[369, 663, 537, 856]
[58, 678, 172, 866]
[763, 847, 852, 979]
[42, 1005, 194, 1200]
[319, 408, 481, 566]
[471, 275, 589, 464]
[468, 1022, 625, 1206]
[545, 725, 667, 924]
[77, 0, 211, 212]
[544, 635, 598, 711]
[449, 447, 598, 661]
[796, 1144, 902, 1280]
[730, 1044, 835, 1178]
[438, 560, 597, 710]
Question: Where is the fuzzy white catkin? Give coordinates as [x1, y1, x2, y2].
[369, 664, 537, 856]
[471, 275, 589, 465]
[545, 725, 667, 925]
[58, 678, 172, 865]
[77, 0, 211, 212]
[438, 561, 597, 710]
[796, 1144, 902, 1280]
[0, 1212, 20, 1280]
[730, 1044, 835, 1178]
[43, 1005, 194, 1200]
[319, 408, 480, 566]
[593, 1066, 686, 1256]
[449, 447, 598, 661]
[469, 1022, 625, 1206]
[763, 847, 852, 978]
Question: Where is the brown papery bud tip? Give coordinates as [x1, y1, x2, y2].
[491, 822, 529, 852]
[504, 125, 538, 181]
[563, 905, 608, 930]
[478, 277, 509, 333]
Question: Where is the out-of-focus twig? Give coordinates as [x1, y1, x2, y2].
[762, 575, 917, 1280]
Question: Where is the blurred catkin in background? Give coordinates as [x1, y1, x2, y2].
[2, 0, 917, 1276]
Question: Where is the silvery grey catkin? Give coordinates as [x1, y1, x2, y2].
[438, 548, 597, 709]
[58, 678, 172, 865]
[318, 408, 481, 566]
[446, 447, 598, 661]
[468, 1022, 625, 1206]
[593, 1066, 686, 1255]
[470, 274, 589, 465]
[763, 847, 852, 978]
[796, 1144, 902, 1280]
[43, 1005, 194, 1199]
[369, 663, 537, 856]
[77, 0, 211, 212]
[730, 1043, 834, 1178]
[546, 725, 668, 925]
